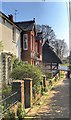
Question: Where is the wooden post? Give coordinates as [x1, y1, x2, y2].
[51, 63, 52, 70]
[42, 75, 46, 91]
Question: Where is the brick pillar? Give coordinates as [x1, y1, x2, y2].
[24, 78, 32, 108]
[12, 80, 24, 107]
[21, 81, 24, 107]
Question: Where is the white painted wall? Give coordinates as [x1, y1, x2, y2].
[0, 15, 21, 60]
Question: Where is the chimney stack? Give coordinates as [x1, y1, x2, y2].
[8, 14, 13, 21]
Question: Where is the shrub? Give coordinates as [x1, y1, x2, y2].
[46, 72, 52, 79]
[4, 109, 16, 120]
[2, 83, 12, 98]
[4, 103, 25, 120]
[49, 80, 52, 86]
[10, 63, 42, 86]
[17, 102, 25, 119]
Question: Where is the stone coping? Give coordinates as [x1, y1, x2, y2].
[12, 80, 24, 83]
[23, 78, 32, 81]
[12, 78, 32, 82]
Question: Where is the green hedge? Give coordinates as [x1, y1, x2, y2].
[10, 63, 43, 86]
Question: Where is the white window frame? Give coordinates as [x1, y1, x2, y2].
[23, 34, 28, 50]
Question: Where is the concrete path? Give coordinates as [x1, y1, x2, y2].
[31, 78, 69, 119]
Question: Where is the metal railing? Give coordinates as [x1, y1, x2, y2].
[0, 91, 18, 115]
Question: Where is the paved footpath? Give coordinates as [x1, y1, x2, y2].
[27, 78, 69, 119]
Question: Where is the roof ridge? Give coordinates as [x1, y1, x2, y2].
[15, 20, 35, 24]
[0, 11, 21, 31]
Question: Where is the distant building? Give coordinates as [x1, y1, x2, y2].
[0, 11, 21, 84]
[42, 40, 62, 76]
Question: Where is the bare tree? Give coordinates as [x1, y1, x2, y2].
[36, 25, 56, 43]
[36, 25, 68, 60]
[50, 39, 68, 60]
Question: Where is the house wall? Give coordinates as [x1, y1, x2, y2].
[21, 31, 35, 65]
[0, 15, 21, 60]
[0, 14, 21, 84]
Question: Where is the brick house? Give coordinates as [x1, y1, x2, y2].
[0, 11, 21, 84]
[16, 19, 43, 66]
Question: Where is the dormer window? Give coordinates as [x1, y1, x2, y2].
[23, 34, 28, 50]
